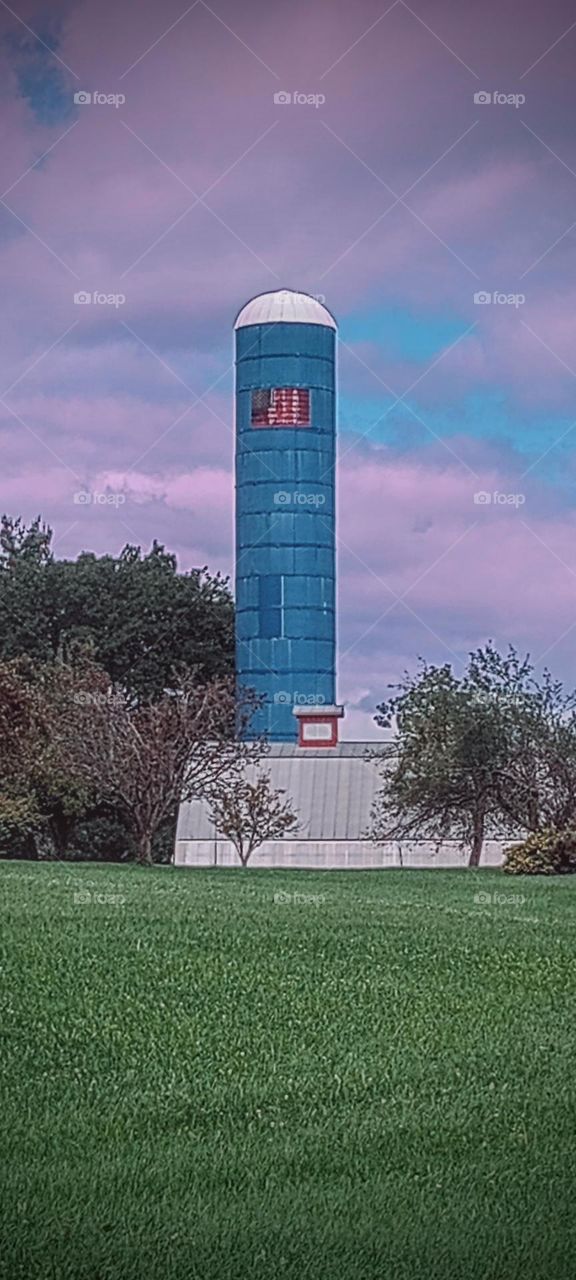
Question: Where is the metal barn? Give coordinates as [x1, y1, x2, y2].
[174, 743, 505, 869]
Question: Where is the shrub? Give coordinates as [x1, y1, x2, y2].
[0, 790, 41, 859]
[503, 828, 576, 876]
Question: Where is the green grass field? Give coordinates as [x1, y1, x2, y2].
[1, 862, 575, 1280]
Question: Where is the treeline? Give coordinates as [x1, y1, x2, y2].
[0, 516, 235, 861]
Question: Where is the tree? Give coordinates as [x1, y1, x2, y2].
[0, 516, 234, 697]
[462, 644, 576, 838]
[0, 516, 236, 858]
[208, 772, 299, 866]
[0, 659, 43, 839]
[0, 517, 55, 666]
[51, 666, 261, 865]
[368, 644, 575, 866]
[0, 656, 107, 859]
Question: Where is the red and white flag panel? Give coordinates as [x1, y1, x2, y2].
[251, 388, 310, 427]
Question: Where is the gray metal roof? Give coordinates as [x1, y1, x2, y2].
[234, 289, 337, 330]
[177, 741, 390, 842]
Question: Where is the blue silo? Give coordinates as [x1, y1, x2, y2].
[234, 289, 337, 741]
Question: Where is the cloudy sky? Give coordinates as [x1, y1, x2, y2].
[2, 0, 576, 736]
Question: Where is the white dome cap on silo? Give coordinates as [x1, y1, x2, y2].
[234, 289, 337, 330]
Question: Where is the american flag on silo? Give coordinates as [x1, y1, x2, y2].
[251, 387, 310, 427]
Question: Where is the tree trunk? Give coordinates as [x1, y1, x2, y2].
[469, 812, 485, 867]
[49, 805, 74, 857]
[136, 831, 153, 866]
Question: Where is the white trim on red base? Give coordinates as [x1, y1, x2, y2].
[293, 704, 344, 748]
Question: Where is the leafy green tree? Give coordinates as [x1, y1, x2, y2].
[478, 651, 576, 836]
[0, 658, 45, 844]
[0, 655, 104, 859]
[369, 644, 576, 866]
[0, 517, 237, 859]
[0, 517, 55, 664]
[0, 516, 234, 698]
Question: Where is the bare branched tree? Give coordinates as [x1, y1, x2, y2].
[208, 772, 299, 867]
[50, 665, 262, 864]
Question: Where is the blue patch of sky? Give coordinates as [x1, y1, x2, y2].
[4, 25, 73, 125]
[338, 385, 575, 484]
[340, 305, 466, 364]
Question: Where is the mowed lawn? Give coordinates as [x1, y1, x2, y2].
[1, 864, 576, 1280]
